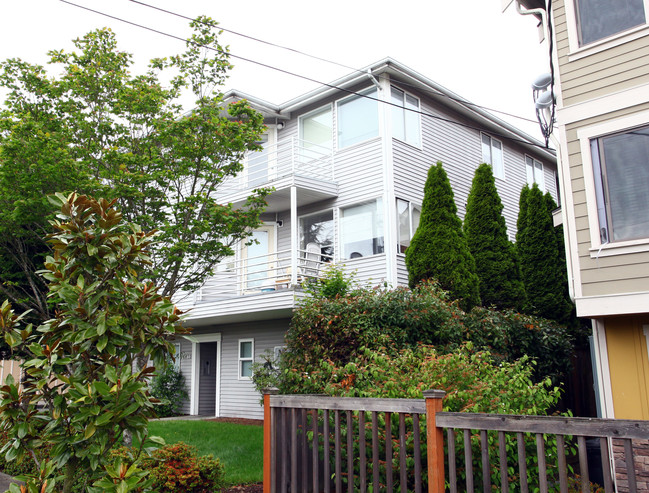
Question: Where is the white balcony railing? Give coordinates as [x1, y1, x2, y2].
[220, 137, 334, 194]
[191, 248, 334, 303]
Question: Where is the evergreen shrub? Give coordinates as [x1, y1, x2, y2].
[150, 364, 189, 418]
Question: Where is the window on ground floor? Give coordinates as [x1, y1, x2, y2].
[238, 339, 254, 379]
[591, 124, 649, 243]
[340, 198, 384, 259]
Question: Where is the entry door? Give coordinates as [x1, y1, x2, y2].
[198, 342, 217, 416]
[247, 130, 277, 187]
[243, 225, 276, 291]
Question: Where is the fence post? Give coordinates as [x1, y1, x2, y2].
[263, 387, 279, 493]
[424, 389, 446, 493]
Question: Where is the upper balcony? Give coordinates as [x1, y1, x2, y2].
[219, 137, 338, 212]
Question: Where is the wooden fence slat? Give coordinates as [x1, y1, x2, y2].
[359, 411, 366, 493]
[577, 435, 589, 492]
[290, 409, 297, 492]
[372, 412, 379, 493]
[498, 430, 508, 493]
[516, 432, 528, 493]
[413, 414, 422, 493]
[281, 408, 288, 493]
[271, 395, 426, 413]
[599, 437, 614, 493]
[301, 409, 307, 493]
[536, 433, 548, 493]
[386, 412, 393, 492]
[324, 409, 330, 493]
[446, 428, 457, 493]
[556, 434, 568, 493]
[311, 409, 319, 493]
[464, 429, 474, 493]
[346, 410, 353, 493]
[624, 438, 638, 493]
[399, 413, 407, 493]
[480, 430, 491, 492]
[335, 411, 341, 493]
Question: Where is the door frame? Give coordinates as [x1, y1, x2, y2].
[183, 333, 222, 416]
[241, 223, 277, 292]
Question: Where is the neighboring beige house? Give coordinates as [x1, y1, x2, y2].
[508, 0, 649, 421]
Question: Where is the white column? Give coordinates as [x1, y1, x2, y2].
[290, 186, 298, 286]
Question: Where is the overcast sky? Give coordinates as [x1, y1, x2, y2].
[1, 0, 548, 137]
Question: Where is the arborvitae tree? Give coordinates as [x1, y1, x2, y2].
[464, 163, 526, 311]
[516, 185, 530, 246]
[405, 162, 480, 311]
[517, 184, 572, 323]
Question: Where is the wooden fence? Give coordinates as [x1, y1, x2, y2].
[262, 389, 649, 493]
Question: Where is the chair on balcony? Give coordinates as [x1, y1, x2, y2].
[300, 242, 321, 280]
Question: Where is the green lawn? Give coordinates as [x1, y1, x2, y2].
[147, 420, 263, 485]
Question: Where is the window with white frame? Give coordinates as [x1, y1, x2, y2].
[525, 155, 545, 191]
[481, 133, 505, 179]
[340, 199, 384, 259]
[590, 124, 649, 243]
[173, 343, 181, 369]
[391, 87, 421, 147]
[337, 88, 379, 149]
[574, 0, 646, 46]
[299, 105, 332, 151]
[396, 199, 421, 254]
[299, 210, 334, 260]
[238, 339, 254, 379]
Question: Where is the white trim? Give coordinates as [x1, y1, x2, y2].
[576, 110, 649, 251]
[238, 338, 255, 380]
[380, 74, 397, 286]
[183, 333, 222, 416]
[592, 319, 615, 418]
[524, 154, 545, 191]
[557, 83, 649, 125]
[389, 84, 423, 150]
[480, 132, 505, 180]
[576, 291, 649, 318]
[589, 238, 649, 258]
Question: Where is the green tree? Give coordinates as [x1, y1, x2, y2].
[0, 194, 187, 492]
[464, 163, 526, 310]
[517, 184, 572, 324]
[0, 18, 268, 323]
[405, 162, 480, 311]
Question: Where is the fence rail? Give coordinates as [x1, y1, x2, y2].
[263, 389, 649, 493]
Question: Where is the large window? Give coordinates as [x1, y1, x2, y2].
[525, 155, 545, 191]
[299, 210, 334, 260]
[591, 125, 649, 243]
[340, 199, 384, 259]
[337, 89, 379, 149]
[481, 133, 505, 179]
[238, 339, 254, 379]
[396, 199, 421, 254]
[575, 0, 646, 46]
[391, 87, 421, 147]
[300, 105, 332, 151]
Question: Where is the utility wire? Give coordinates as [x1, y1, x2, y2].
[59, 0, 552, 151]
[130, 0, 542, 126]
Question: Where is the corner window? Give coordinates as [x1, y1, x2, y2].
[525, 156, 545, 191]
[340, 199, 384, 259]
[238, 339, 254, 379]
[299, 105, 332, 151]
[391, 87, 421, 147]
[396, 199, 421, 254]
[299, 210, 334, 260]
[337, 89, 379, 149]
[481, 133, 505, 179]
[575, 0, 646, 46]
[591, 125, 649, 243]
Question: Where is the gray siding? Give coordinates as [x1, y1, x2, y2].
[176, 338, 193, 416]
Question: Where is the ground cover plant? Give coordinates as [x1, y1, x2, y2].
[147, 420, 263, 485]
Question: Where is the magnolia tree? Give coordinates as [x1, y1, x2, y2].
[0, 194, 188, 493]
[0, 17, 268, 324]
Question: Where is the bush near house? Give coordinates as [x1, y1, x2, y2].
[150, 364, 189, 418]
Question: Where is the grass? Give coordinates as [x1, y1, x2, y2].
[147, 420, 263, 485]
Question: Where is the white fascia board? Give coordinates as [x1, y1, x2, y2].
[576, 291, 649, 318]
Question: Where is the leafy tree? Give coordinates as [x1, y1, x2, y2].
[517, 184, 572, 324]
[464, 163, 526, 310]
[405, 162, 480, 311]
[0, 194, 187, 493]
[0, 18, 268, 323]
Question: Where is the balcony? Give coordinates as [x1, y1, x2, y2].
[219, 137, 338, 212]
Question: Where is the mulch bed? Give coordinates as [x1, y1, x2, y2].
[221, 484, 263, 493]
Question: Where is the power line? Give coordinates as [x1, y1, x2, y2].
[129, 0, 542, 127]
[58, 0, 551, 151]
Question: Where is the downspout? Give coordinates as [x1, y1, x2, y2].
[514, 1, 547, 33]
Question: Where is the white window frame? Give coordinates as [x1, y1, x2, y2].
[298, 209, 335, 260]
[390, 86, 422, 148]
[564, 0, 649, 61]
[577, 110, 649, 257]
[481, 133, 505, 180]
[298, 104, 333, 151]
[238, 338, 254, 380]
[525, 155, 545, 191]
[336, 87, 380, 150]
[396, 198, 421, 255]
[173, 342, 181, 369]
[339, 198, 385, 260]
